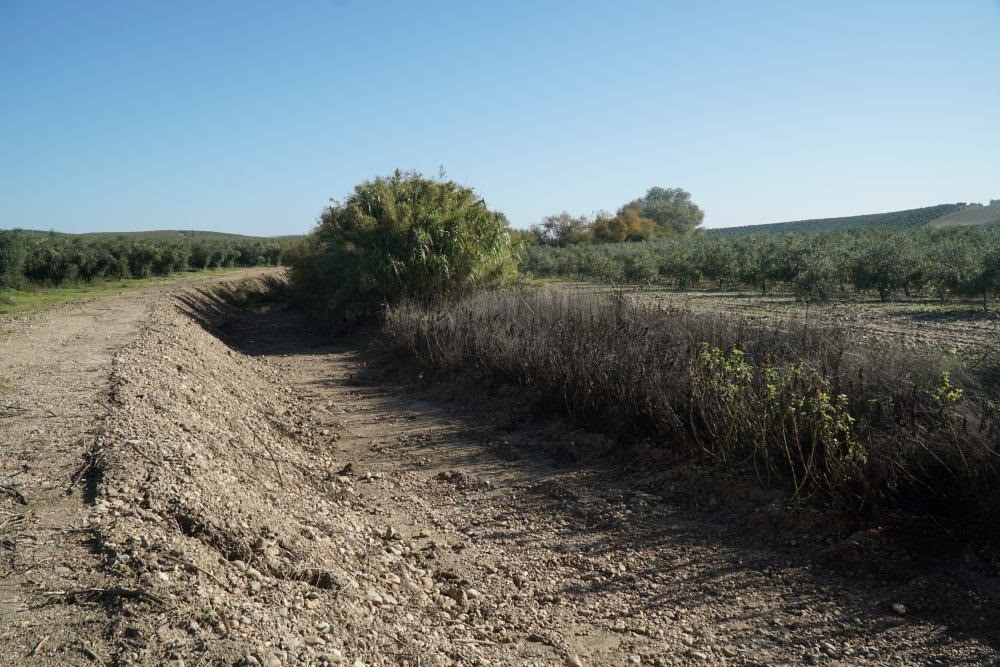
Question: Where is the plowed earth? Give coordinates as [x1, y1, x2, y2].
[0, 272, 997, 666]
[548, 283, 999, 355]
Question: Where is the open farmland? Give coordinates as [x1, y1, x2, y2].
[2, 178, 999, 665]
[927, 204, 1000, 228]
[704, 203, 966, 236]
[1, 272, 998, 666]
[518, 225, 1000, 307]
[546, 282, 1000, 354]
[6, 0, 1000, 662]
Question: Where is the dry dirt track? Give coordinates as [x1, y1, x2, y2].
[1, 274, 999, 666]
[0, 268, 279, 664]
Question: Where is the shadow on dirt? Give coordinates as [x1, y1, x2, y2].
[174, 275, 311, 354]
[173, 281, 1000, 655]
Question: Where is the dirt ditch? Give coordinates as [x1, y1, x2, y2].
[1, 275, 999, 665]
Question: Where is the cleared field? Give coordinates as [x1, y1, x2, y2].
[927, 204, 1000, 228]
[705, 203, 964, 236]
[543, 281, 1000, 353]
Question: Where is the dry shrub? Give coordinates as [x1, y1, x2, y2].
[384, 290, 1000, 531]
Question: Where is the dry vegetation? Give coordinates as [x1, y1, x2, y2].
[384, 289, 1000, 532]
[2, 273, 999, 665]
[5, 172, 997, 663]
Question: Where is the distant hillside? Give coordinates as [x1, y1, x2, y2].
[926, 202, 1000, 228]
[2, 228, 302, 241]
[707, 203, 965, 237]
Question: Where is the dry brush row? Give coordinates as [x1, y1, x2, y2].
[383, 290, 1000, 533]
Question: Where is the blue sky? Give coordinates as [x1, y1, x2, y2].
[2, 1, 998, 236]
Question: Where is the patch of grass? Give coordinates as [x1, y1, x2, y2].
[0, 378, 11, 394]
[0, 268, 249, 321]
[0, 282, 146, 319]
[384, 289, 1000, 533]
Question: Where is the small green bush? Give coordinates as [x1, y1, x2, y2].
[289, 171, 515, 328]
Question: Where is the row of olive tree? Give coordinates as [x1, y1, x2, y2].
[0, 231, 287, 289]
[519, 225, 1000, 305]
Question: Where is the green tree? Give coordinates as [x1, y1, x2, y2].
[591, 209, 657, 243]
[0, 231, 27, 289]
[849, 233, 913, 302]
[126, 242, 160, 278]
[656, 241, 701, 287]
[736, 235, 780, 294]
[791, 241, 840, 302]
[965, 245, 1000, 309]
[694, 239, 737, 288]
[619, 187, 704, 236]
[925, 230, 979, 300]
[530, 212, 592, 246]
[189, 242, 214, 270]
[290, 170, 515, 328]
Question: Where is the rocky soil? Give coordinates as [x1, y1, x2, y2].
[1, 274, 999, 665]
[0, 269, 273, 664]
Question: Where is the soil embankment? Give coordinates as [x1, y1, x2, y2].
[0, 269, 275, 664]
[1, 275, 998, 665]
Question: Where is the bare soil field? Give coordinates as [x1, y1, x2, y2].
[1, 273, 998, 665]
[545, 282, 1000, 355]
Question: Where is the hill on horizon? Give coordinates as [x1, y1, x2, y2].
[1, 228, 303, 242]
[706, 202, 981, 236]
[926, 202, 1000, 228]
[8, 201, 998, 242]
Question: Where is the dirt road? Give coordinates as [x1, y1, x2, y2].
[1, 274, 998, 665]
[0, 269, 277, 664]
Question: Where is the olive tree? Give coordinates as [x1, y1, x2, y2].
[618, 187, 704, 236]
[0, 231, 27, 289]
[530, 212, 591, 246]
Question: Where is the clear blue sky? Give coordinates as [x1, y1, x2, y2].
[2, 1, 998, 236]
